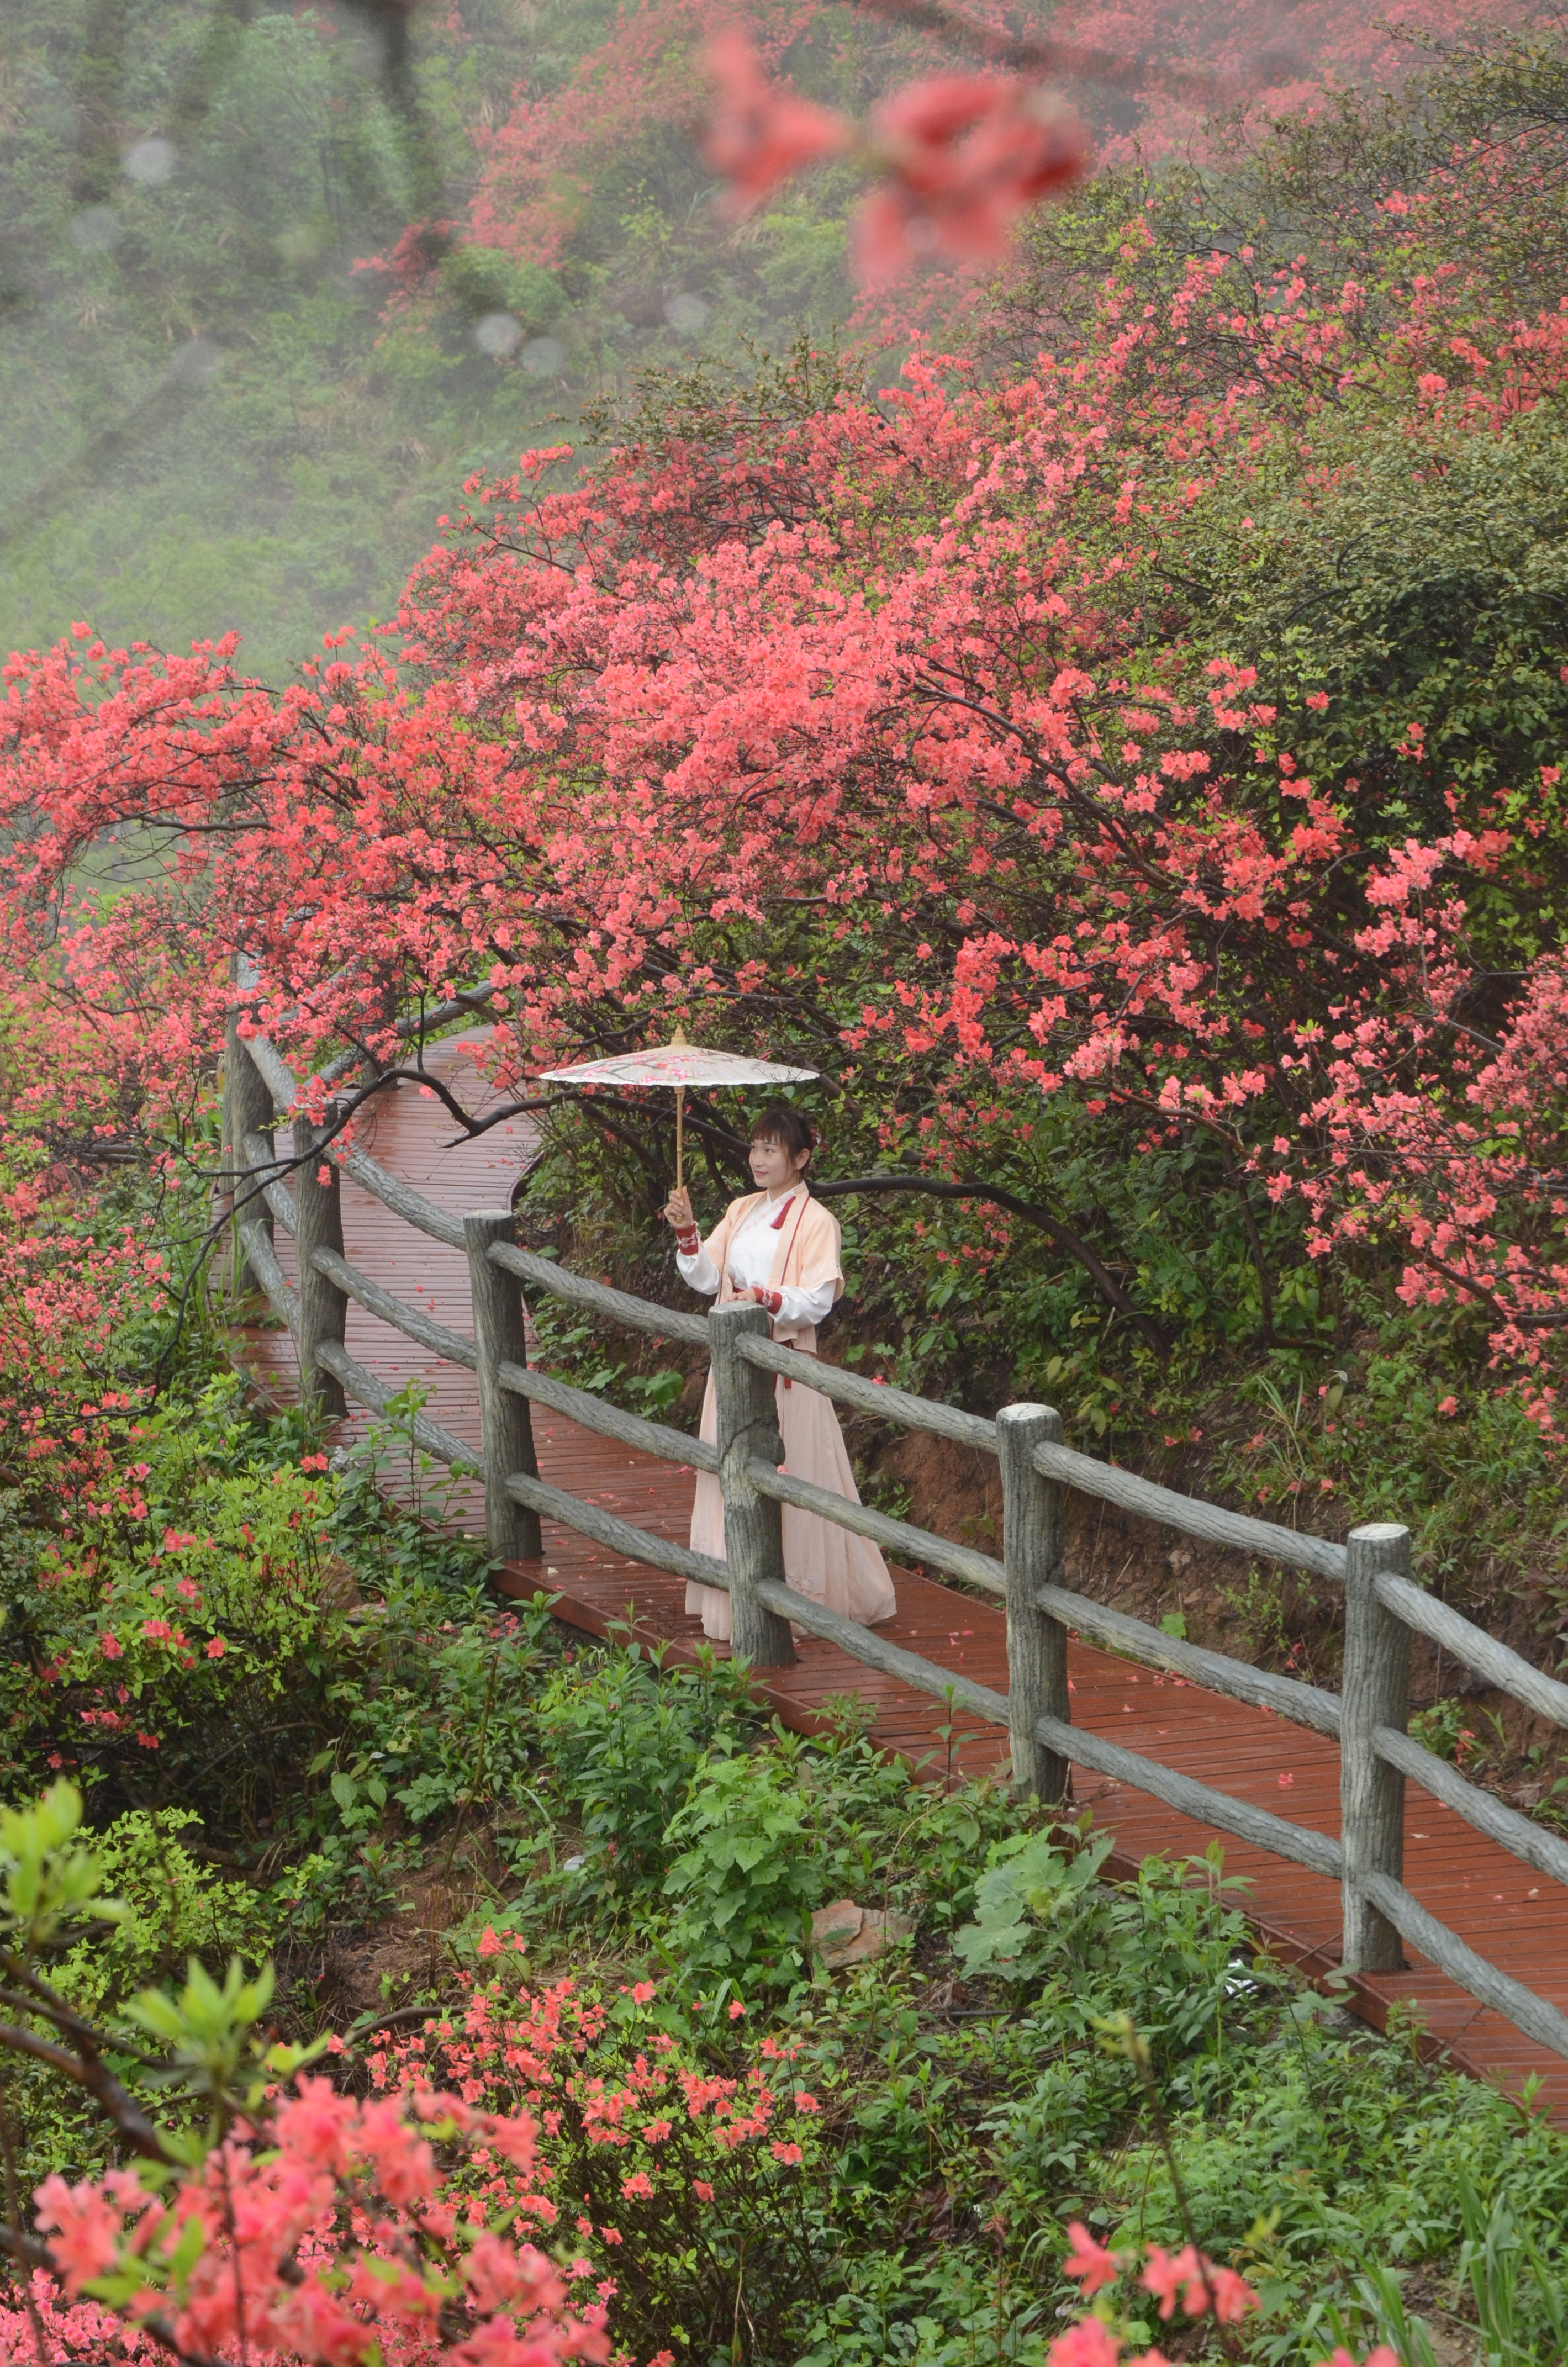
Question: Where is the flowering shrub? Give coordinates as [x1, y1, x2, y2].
[0, 1779, 833, 2367]
[0, 1782, 612, 2367]
[8, 72, 1568, 1483]
[7, 2081, 611, 2367]
[456, 0, 1532, 312]
[704, 31, 1086, 284]
[0, 1143, 167, 1522]
[365, 1964, 832, 2357]
[4, 1376, 349, 1790]
[1043, 2218, 1398, 2365]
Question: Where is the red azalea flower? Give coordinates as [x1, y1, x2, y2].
[703, 31, 850, 216]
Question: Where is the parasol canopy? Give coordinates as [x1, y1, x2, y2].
[536, 1036, 819, 1184]
[536, 1042, 819, 1088]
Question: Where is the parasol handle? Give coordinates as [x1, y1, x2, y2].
[675, 1084, 684, 1191]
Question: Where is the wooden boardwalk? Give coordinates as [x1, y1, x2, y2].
[236, 1038, 1568, 2123]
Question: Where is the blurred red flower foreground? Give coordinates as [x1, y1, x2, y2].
[703, 28, 1087, 282]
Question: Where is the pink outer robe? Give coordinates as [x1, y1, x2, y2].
[683, 1189, 897, 1642]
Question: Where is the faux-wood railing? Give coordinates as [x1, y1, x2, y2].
[223, 1026, 1568, 2065]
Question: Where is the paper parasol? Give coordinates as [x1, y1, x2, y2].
[536, 1035, 819, 1185]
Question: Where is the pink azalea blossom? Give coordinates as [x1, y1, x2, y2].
[1062, 2220, 1125, 2295]
[853, 72, 1086, 286]
[703, 31, 849, 216]
[1207, 2264, 1260, 2323]
[1046, 2321, 1122, 2367]
[31, 2174, 123, 2297]
[1141, 2242, 1210, 2319]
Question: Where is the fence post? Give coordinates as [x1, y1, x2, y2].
[463, 1212, 542, 1564]
[709, 1303, 796, 1669]
[223, 1022, 276, 1295]
[293, 1115, 347, 1418]
[1340, 1520, 1412, 1973]
[996, 1402, 1071, 1803]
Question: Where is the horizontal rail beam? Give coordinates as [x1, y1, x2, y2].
[239, 1032, 469, 1248]
[503, 1468, 728, 1587]
[1374, 1726, 1568, 1891]
[241, 1130, 297, 1234]
[1032, 1441, 1348, 1581]
[1358, 1871, 1568, 2063]
[753, 1582, 1010, 1723]
[498, 1358, 717, 1473]
[237, 1216, 299, 1339]
[315, 1341, 481, 1472]
[488, 1240, 709, 1346]
[1035, 1584, 1343, 1737]
[336, 1142, 466, 1250]
[746, 1456, 1006, 1595]
[1374, 1573, 1568, 1731]
[1033, 1713, 1344, 1878]
[311, 1245, 477, 1371]
[503, 1467, 1006, 1720]
[734, 1334, 999, 1452]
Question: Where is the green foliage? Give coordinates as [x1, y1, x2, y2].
[0, 1778, 124, 1954]
[0, 1784, 300, 2190]
[1316, 2176, 1568, 2367]
[49, 1806, 276, 2020]
[658, 1730, 1021, 1990]
[434, 244, 564, 331]
[662, 1743, 826, 1983]
[532, 1640, 762, 1892]
[793, 2249, 1055, 2367]
[1210, 1302, 1567, 1599]
[1092, 2002, 1568, 2363]
[952, 1829, 1115, 1982]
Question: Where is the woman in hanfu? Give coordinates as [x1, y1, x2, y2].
[663, 1106, 897, 1641]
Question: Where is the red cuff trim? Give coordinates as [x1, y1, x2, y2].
[763, 1288, 783, 1315]
[674, 1227, 700, 1254]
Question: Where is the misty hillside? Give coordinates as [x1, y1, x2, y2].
[0, 0, 1534, 677]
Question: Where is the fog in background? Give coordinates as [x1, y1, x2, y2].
[0, 0, 1533, 678]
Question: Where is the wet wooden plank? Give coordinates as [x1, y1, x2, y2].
[231, 1032, 1568, 2127]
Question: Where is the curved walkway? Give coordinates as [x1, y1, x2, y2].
[234, 1036, 1568, 2125]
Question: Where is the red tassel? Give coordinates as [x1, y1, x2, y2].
[768, 1193, 796, 1230]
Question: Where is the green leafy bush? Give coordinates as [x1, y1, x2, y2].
[662, 1743, 826, 1983]
[3, 1797, 277, 2191]
[530, 1640, 762, 1893]
[952, 1829, 1115, 1983]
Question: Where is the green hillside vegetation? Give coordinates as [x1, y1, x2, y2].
[0, 0, 885, 677]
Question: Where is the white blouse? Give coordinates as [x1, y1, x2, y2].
[677, 1191, 838, 1329]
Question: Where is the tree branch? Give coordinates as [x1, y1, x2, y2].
[0, 2022, 168, 2162]
[813, 1171, 1170, 1357]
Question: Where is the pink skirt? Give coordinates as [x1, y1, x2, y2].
[685, 1368, 897, 1641]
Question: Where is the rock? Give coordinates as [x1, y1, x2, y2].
[811, 1898, 915, 1969]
